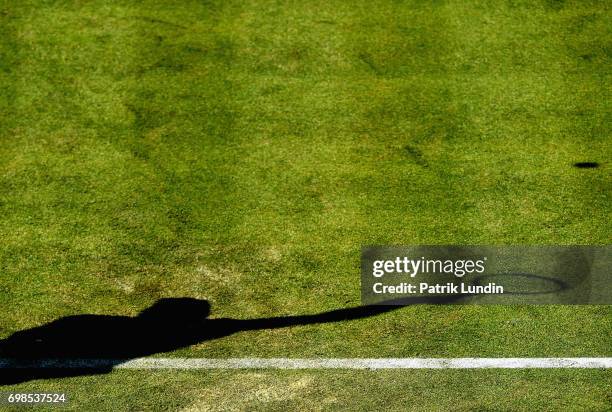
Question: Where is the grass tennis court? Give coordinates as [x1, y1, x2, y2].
[0, 0, 610, 410]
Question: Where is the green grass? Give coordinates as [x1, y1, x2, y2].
[2, 369, 612, 411]
[0, 0, 610, 410]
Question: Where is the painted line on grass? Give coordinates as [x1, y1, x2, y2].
[1, 358, 611, 369]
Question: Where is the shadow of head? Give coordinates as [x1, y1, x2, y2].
[137, 297, 211, 325]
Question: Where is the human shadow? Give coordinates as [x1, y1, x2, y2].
[0, 295, 461, 385]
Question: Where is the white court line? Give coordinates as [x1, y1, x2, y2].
[1, 358, 611, 369]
